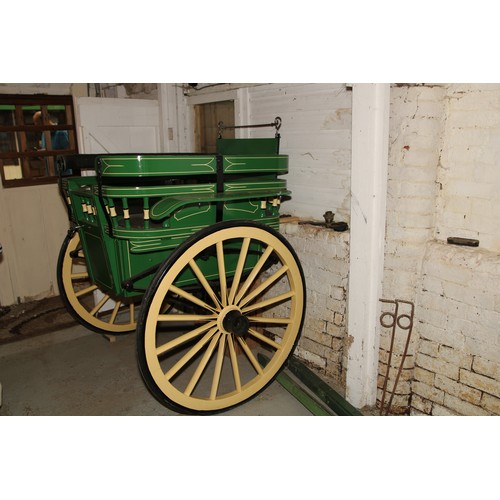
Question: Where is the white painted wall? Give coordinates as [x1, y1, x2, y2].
[379, 85, 446, 411]
[246, 84, 352, 222]
[383, 84, 500, 415]
[280, 222, 350, 387]
[76, 97, 160, 153]
[0, 183, 69, 306]
[414, 241, 500, 415]
[436, 84, 500, 252]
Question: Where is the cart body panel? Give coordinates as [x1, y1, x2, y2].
[60, 138, 289, 299]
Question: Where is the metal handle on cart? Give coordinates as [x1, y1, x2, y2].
[217, 116, 282, 138]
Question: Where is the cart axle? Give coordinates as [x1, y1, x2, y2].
[223, 309, 250, 337]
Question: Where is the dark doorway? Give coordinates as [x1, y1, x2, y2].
[194, 100, 235, 153]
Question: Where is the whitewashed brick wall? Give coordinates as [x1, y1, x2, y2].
[411, 84, 500, 415]
[436, 84, 500, 252]
[247, 84, 352, 222]
[242, 84, 353, 391]
[379, 84, 446, 413]
[413, 242, 500, 415]
[280, 222, 349, 388]
[382, 84, 500, 415]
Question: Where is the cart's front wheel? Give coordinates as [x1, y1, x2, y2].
[57, 230, 139, 334]
[136, 221, 306, 414]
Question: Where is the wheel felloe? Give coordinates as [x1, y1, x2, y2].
[136, 221, 306, 414]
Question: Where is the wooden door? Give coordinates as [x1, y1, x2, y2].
[194, 100, 235, 153]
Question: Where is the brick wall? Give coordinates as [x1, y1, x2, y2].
[280, 222, 350, 389]
[277, 84, 500, 415]
[412, 242, 500, 415]
[379, 84, 446, 413]
[382, 84, 500, 415]
[436, 84, 500, 252]
[247, 84, 352, 222]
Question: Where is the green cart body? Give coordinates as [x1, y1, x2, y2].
[61, 138, 289, 299]
[57, 130, 306, 415]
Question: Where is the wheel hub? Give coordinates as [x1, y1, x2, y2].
[219, 307, 249, 337]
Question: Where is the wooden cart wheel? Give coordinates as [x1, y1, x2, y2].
[136, 220, 306, 414]
[57, 230, 138, 334]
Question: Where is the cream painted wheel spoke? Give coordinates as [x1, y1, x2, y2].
[228, 237, 250, 305]
[109, 300, 122, 324]
[216, 241, 228, 307]
[75, 284, 98, 298]
[238, 265, 288, 309]
[227, 335, 242, 393]
[184, 331, 223, 396]
[248, 316, 292, 325]
[189, 259, 222, 310]
[164, 327, 219, 381]
[234, 245, 274, 306]
[90, 293, 111, 316]
[157, 313, 217, 322]
[71, 272, 89, 279]
[241, 291, 295, 314]
[210, 335, 227, 400]
[139, 222, 305, 414]
[129, 303, 135, 325]
[156, 321, 217, 356]
[237, 337, 263, 375]
[58, 231, 139, 333]
[247, 328, 282, 350]
[169, 284, 219, 313]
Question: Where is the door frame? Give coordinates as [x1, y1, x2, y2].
[185, 88, 250, 151]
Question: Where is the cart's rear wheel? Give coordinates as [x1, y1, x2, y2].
[136, 220, 306, 414]
[57, 230, 138, 334]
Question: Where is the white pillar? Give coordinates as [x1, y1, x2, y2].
[158, 83, 180, 152]
[346, 83, 390, 408]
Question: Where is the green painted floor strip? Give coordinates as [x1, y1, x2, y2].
[258, 353, 333, 415]
[286, 356, 363, 416]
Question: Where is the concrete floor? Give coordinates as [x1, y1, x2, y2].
[0, 324, 314, 416]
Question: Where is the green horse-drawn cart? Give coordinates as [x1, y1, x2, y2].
[56, 119, 306, 414]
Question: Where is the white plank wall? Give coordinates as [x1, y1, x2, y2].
[246, 83, 352, 221]
[0, 184, 69, 306]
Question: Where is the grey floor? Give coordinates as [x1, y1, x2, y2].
[0, 324, 313, 416]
